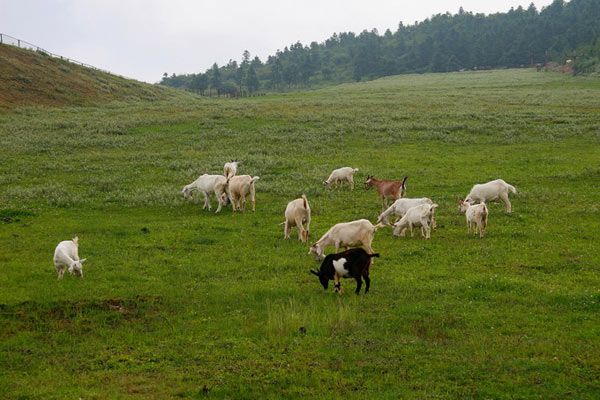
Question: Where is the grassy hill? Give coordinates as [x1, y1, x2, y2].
[0, 44, 194, 111]
[1, 69, 599, 398]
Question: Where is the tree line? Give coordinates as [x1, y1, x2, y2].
[160, 0, 599, 95]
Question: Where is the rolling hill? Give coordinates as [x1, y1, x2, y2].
[0, 43, 194, 111]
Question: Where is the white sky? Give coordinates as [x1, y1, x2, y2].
[1, 0, 555, 83]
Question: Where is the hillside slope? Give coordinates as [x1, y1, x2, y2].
[0, 44, 194, 110]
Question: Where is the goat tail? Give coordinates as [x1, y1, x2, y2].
[278, 221, 286, 226]
[401, 176, 407, 186]
[301, 194, 308, 209]
[507, 183, 517, 194]
[374, 222, 387, 230]
[72, 236, 79, 246]
[250, 176, 260, 184]
[368, 253, 380, 258]
[481, 203, 488, 228]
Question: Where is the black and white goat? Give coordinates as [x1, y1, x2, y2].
[310, 248, 379, 295]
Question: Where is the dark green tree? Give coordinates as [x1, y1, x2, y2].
[209, 63, 222, 96]
[246, 65, 259, 94]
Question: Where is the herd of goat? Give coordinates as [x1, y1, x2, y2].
[53, 161, 517, 295]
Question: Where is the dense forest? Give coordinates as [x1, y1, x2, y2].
[160, 0, 600, 95]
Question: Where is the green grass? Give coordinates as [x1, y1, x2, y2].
[1, 69, 599, 398]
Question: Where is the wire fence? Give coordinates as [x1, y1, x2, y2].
[0, 33, 131, 80]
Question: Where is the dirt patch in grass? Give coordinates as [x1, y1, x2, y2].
[0, 295, 164, 329]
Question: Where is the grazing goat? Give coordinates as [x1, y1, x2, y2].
[365, 176, 407, 209]
[311, 248, 379, 294]
[377, 197, 435, 231]
[323, 167, 359, 190]
[223, 160, 239, 180]
[392, 203, 438, 239]
[182, 174, 229, 213]
[308, 219, 382, 260]
[53, 237, 86, 280]
[226, 175, 260, 212]
[458, 200, 488, 238]
[281, 194, 311, 242]
[464, 179, 517, 213]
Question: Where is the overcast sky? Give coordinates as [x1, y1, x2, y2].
[1, 0, 555, 83]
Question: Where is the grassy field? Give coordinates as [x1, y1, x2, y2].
[1, 69, 599, 398]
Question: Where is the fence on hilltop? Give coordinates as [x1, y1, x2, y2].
[0, 33, 132, 80]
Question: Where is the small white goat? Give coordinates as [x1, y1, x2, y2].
[223, 160, 240, 180]
[281, 194, 311, 242]
[458, 200, 488, 238]
[308, 219, 382, 260]
[464, 179, 516, 213]
[377, 197, 435, 227]
[226, 175, 260, 212]
[53, 237, 86, 280]
[182, 174, 229, 213]
[323, 167, 359, 190]
[392, 203, 438, 239]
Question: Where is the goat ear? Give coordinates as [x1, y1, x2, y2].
[80, 258, 87, 263]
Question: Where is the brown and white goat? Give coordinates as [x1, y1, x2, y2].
[226, 175, 259, 212]
[458, 200, 488, 238]
[310, 248, 379, 295]
[365, 176, 407, 209]
[281, 194, 311, 242]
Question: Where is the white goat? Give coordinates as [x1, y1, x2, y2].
[226, 175, 260, 212]
[377, 197, 435, 229]
[392, 203, 438, 239]
[223, 160, 239, 180]
[323, 167, 359, 190]
[53, 237, 86, 280]
[281, 194, 311, 242]
[458, 200, 488, 238]
[464, 179, 517, 213]
[182, 174, 229, 213]
[308, 219, 382, 260]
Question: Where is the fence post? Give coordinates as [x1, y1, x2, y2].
[573, 51, 577, 76]
[18, 39, 20, 48]
[0, 34, 3, 44]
